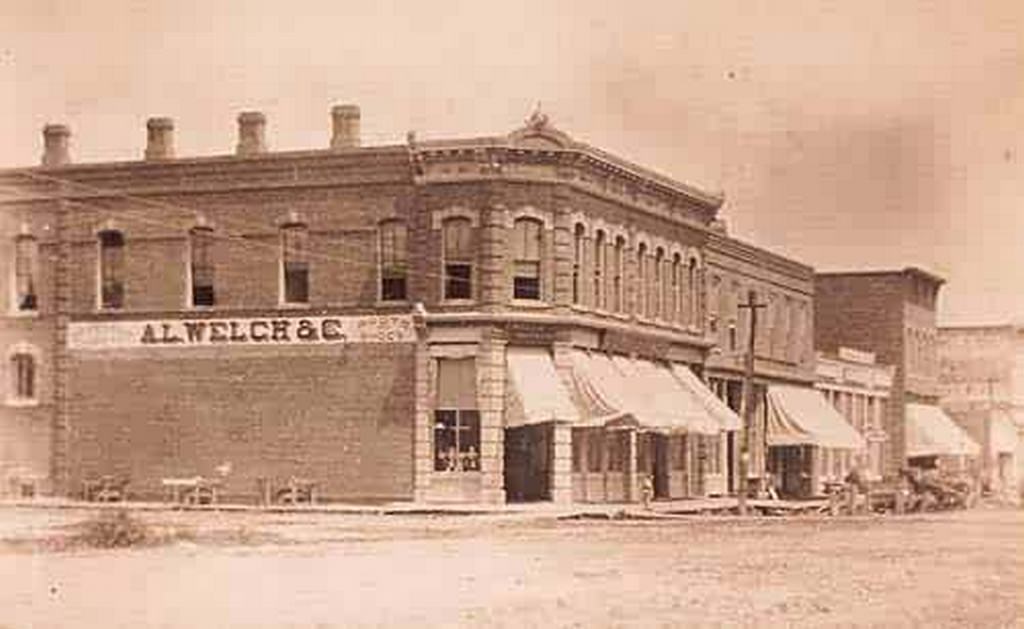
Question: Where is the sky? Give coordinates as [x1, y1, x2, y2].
[2, 0, 1022, 325]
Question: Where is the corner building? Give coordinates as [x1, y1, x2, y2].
[0, 108, 816, 503]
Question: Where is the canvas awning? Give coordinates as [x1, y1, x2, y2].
[505, 347, 580, 427]
[566, 350, 637, 428]
[670, 364, 742, 431]
[992, 411, 1019, 454]
[766, 385, 866, 450]
[564, 350, 723, 434]
[610, 356, 720, 435]
[905, 403, 980, 458]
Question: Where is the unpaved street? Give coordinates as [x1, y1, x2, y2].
[0, 506, 1020, 628]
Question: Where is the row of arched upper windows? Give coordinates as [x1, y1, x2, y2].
[571, 223, 702, 327]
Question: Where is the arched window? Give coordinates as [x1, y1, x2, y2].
[687, 257, 700, 327]
[652, 247, 664, 319]
[443, 217, 474, 300]
[98, 230, 125, 309]
[572, 224, 585, 305]
[379, 220, 408, 301]
[636, 242, 648, 317]
[593, 230, 605, 309]
[613, 236, 626, 313]
[13, 233, 38, 312]
[512, 218, 542, 300]
[670, 253, 681, 324]
[281, 221, 309, 304]
[189, 226, 215, 307]
[10, 353, 35, 400]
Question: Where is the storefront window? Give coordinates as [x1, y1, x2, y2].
[434, 357, 479, 472]
[433, 410, 480, 472]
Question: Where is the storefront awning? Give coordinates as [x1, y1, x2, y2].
[906, 403, 980, 458]
[564, 350, 723, 434]
[766, 385, 866, 450]
[505, 347, 580, 427]
[611, 356, 720, 435]
[670, 364, 742, 431]
[565, 350, 637, 428]
[992, 412, 1019, 454]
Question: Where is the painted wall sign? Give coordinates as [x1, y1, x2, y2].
[68, 314, 416, 350]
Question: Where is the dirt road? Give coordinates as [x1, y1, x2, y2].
[0, 506, 1020, 628]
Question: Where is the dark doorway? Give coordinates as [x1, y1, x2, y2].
[726, 431, 736, 494]
[654, 434, 670, 499]
[504, 423, 552, 502]
[769, 445, 812, 497]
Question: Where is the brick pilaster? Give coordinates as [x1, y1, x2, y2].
[479, 203, 508, 312]
[477, 331, 507, 503]
[51, 186, 71, 496]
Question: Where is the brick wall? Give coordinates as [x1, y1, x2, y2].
[67, 343, 415, 502]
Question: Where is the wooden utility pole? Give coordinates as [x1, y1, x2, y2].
[737, 289, 766, 516]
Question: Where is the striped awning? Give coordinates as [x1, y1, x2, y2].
[766, 385, 866, 450]
[564, 350, 722, 434]
[670, 364, 742, 432]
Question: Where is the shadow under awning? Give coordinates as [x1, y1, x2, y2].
[766, 385, 866, 450]
[906, 403, 980, 457]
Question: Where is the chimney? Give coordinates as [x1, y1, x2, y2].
[330, 104, 361, 149]
[145, 117, 175, 160]
[236, 111, 267, 156]
[41, 124, 71, 167]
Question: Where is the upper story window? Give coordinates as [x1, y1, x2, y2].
[670, 253, 681, 324]
[593, 230, 605, 309]
[512, 217, 542, 300]
[189, 226, 215, 307]
[652, 247, 665, 319]
[636, 243, 648, 317]
[13, 234, 38, 312]
[613, 236, 626, 313]
[443, 217, 474, 300]
[572, 224, 585, 305]
[281, 221, 309, 304]
[98, 230, 125, 310]
[10, 353, 35, 401]
[687, 257, 700, 326]
[379, 220, 408, 302]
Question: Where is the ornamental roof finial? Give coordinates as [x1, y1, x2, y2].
[526, 101, 548, 130]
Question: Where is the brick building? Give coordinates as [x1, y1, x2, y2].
[2, 107, 827, 504]
[938, 324, 1024, 498]
[815, 269, 978, 478]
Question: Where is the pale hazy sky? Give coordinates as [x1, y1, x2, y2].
[3, 0, 1022, 324]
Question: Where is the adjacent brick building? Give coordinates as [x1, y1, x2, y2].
[815, 268, 978, 477]
[2, 107, 822, 504]
[938, 324, 1024, 498]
